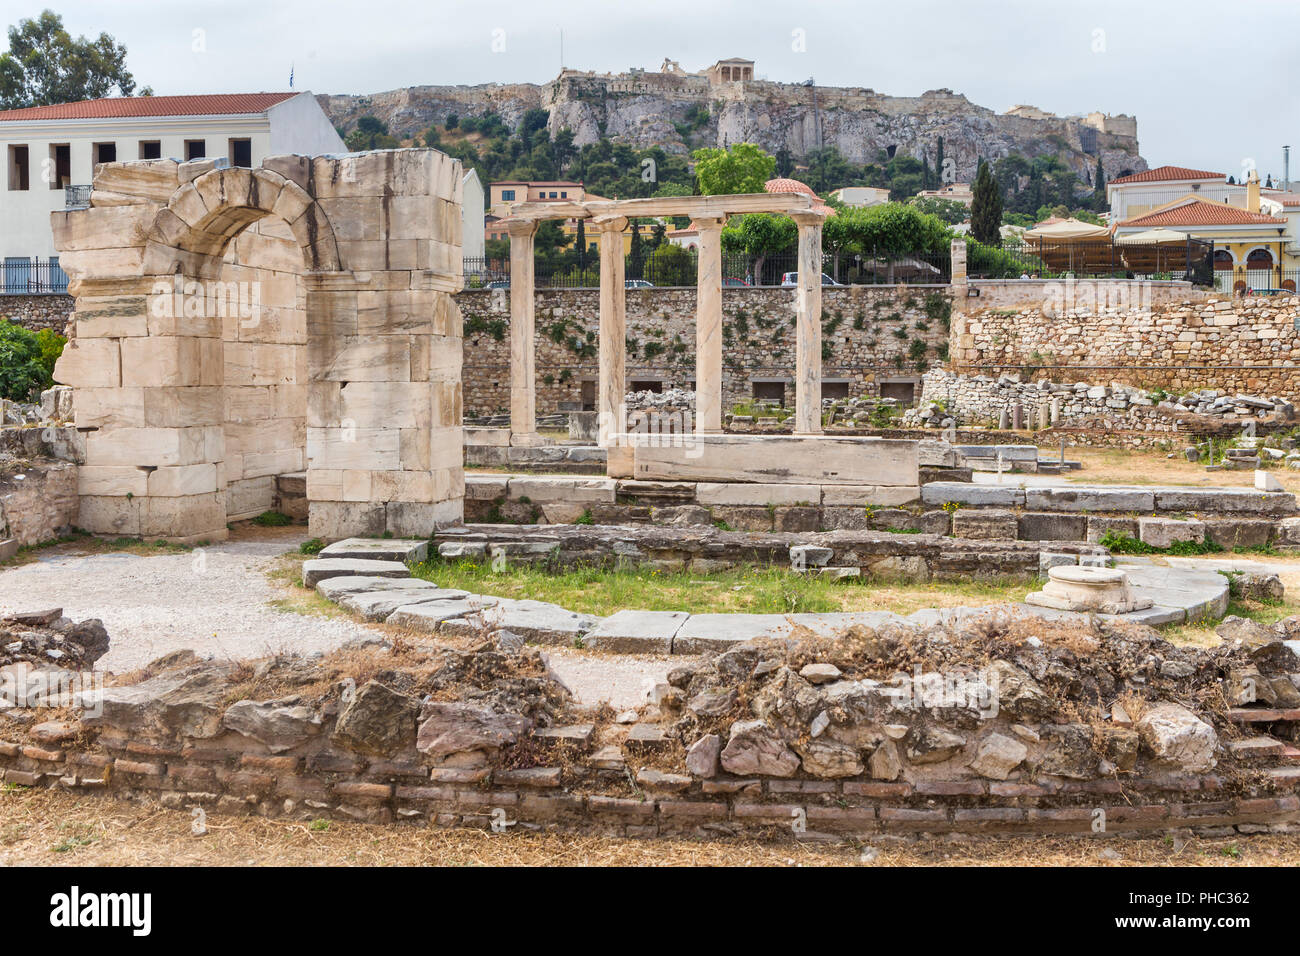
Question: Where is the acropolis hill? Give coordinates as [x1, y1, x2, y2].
[319, 56, 1146, 183]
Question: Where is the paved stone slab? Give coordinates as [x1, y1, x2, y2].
[584, 610, 689, 654]
[673, 614, 798, 654]
[464, 474, 515, 500]
[694, 482, 821, 506]
[385, 596, 501, 631]
[318, 537, 429, 563]
[1116, 562, 1230, 621]
[507, 476, 617, 503]
[1024, 487, 1155, 512]
[339, 587, 471, 622]
[955, 445, 1039, 461]
[786, 611, 908, 635]
[1152, 488, 1297, 514]
[820, 485, 922, 507]
[1138, 517, 1206, 549]
[316, 575, 443, 601]
[302, 558, 410, 588]
[921, 482, 1024, 507]
[437, 597, 601, 645]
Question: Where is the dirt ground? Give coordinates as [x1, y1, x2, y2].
[1056, 446, 1300, 492]
[1, 788, 1295, 867]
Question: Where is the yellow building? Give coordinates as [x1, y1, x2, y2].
[487, 179, 654, 255]
[1113, 172, 1294, 292]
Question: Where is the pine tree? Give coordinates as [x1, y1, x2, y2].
[935, 137, 945, 185]
[971, 160, 1003, 246]
[629, 221, 644, 280]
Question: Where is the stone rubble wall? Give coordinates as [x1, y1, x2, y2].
[0, 460, 78, 547]
[457, 286, 952, 417]
[909, 368, 1296, 436]
[0, 294, 73, 333]
[952, 298, 1300, 399]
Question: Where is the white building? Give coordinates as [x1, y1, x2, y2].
[461, 168, 485, 260]
[0, 92, 344, 272]
[828, 186, 890, 208]
[1105, 165, 1234, 222]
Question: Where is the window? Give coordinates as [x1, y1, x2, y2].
[185, 140, 206, 161]
[821, 381, 850, 402]
[501, 189, 516, 201]
[93, 142, 117, 165]
[48, 144, 70, 188]
[548, 191, 558, 198]
[560, 191, 567, 198]
[138, 141, 162, 160]
[7, 145, 30, 190]
[228, 138, 252, 167]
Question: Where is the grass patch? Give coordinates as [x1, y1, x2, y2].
[410, 557, 1031, 617]
[1099, 529, 1223, 556]
[299, 537, 326, 555]
[252, 510, 293, 527]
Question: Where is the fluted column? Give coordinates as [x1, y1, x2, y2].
[792, 210, 825, 435]
[593, 215, 628, 447]
[506, 218, 540, 445]
[694, 216, 726, 434]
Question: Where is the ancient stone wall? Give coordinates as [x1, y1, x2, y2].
[0, 295, 73, 333]
[0, 460, 78, 547]
[458, 286, 952, 417]
[951, 298, 1300, 399]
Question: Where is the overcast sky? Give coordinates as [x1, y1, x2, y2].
[15, 0, 1300, 181]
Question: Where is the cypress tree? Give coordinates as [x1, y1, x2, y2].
[971, 160, 1003, 246]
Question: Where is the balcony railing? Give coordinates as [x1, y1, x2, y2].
[64, 184, 92, 209]
[1, 257, 70, 294]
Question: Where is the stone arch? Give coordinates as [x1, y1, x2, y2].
[52, 151, 466, 544]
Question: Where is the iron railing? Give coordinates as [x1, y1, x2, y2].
[1, 257, 69, 294]
[64, 184, 91, 209]
[968, 237, 1215, 285]
[462, 249, 952, 289]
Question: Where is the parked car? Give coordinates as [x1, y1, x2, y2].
[484, 280, 510, 290]
[625, 278, 654, 288]
[722, 276, 753, 287]
[1250, 287, 1295, 297]
[780, 272, 841, 287]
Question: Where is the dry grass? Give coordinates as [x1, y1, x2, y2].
[1053, 446, 1300, 492]
[0, 788, 1295, 867]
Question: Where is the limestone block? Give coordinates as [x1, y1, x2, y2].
[77, 465, 148, 497]
[143, 387, 224, 428]
[629, 434, 918, 486]
[226, 476, 276, 517]
[91, 160, 181, 202]
[308, 336, 411, 382]
[465, 474, 511, 500]
[139, 492, 226, 539]
[1023, 487, 1155, 512]
[507, 476, 616, 503]
[75, 387, 146, 429]
[241, 447, 306, 481]
[308, 501, 387, 540]
[52, 203, 153, 251]
[1017, 512, 1088, 541]
[820, 485, 921, 507]
[83, 425, 215, 468]
[1138, 517, 1206, 549]
[223, 342, 300, 387]
[76, 494, 142, 535]
[920, 482, 1024, 507]
[1153, 488, 1296, 514]
[695, 482, 820, 506]
[54, 338, 121, 388]
[148, 463, 219, 497]
[951, 509, 1019, 541]
[120, 336, 221, 388]
[1086, 516, 1139, 544]
[306, 427, 401, 471]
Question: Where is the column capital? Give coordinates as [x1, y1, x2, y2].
[505, 218, 538, 238]
[694, 215, 728, 232]
[790, 210, 827, 229]
[589, 215, 628, 233]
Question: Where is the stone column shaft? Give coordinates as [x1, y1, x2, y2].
[695, 216, 726, 434]
[792, 212, 825, 435]
[506, 220, 539, 445]
[594, 216, 628, 447]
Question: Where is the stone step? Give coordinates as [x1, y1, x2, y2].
[1229, 736, 1287, 758]
[1227, 707, 1300, 723]
[301, 558, 412, 589]
[317, 537, 429, 563]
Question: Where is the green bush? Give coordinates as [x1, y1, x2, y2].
[0, 319, 65, 401]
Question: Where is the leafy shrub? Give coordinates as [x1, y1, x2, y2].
[0, 319, 65, 401]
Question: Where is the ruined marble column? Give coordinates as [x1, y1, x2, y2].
[507, 218, 540, 446]
[695, 216, 726, 434]
[792, 211, 825, 435]
[593, 215, 628, 447]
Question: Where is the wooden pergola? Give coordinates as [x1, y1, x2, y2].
[499, 193, 827, 446]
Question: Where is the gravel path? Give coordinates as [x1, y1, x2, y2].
[0, 537, 378, 673]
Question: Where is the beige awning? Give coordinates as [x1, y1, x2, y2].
[1021, 218, 1111, 240]
[1114, 227, 1189, 245]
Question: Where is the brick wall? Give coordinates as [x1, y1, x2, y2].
[457, 286, 952, 417]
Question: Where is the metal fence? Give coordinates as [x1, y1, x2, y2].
[969, 237, 1215, 285]
[463, 249, 951, 289]
[1213, 268, 1298, 295]
[1, 257, 69, 295]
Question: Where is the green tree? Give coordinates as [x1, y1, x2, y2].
[0, 319, 63, 401]
[1092, 156, 1107, 211]
[345, 115, 399, 151]
[721, 213, 797, 284]
[909, 196, 969, 225]
[445, 112, 458, 130]
[970, 160, 1003, 246]
[1, 10, 149, 109]
[692, 142, 775, 195]
[629, 221, 645, 279]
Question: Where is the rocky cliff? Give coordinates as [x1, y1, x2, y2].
[319, 71, 1146, 185]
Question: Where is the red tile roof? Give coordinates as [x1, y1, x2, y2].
[1109, 165, 1224, 185]
[764, 177, 818, 196]
[0, 93, 299, 122]
[1120, 198, 1285, 227]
